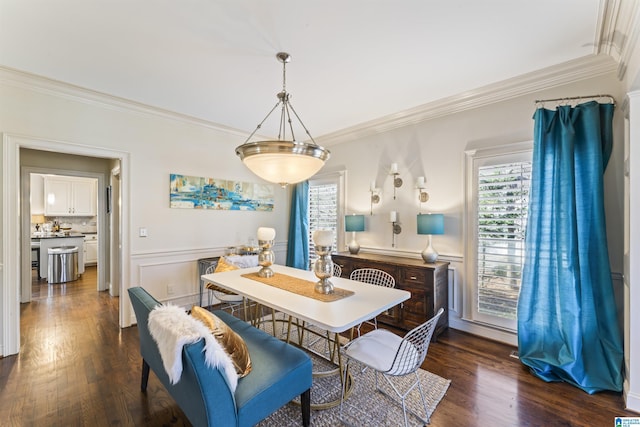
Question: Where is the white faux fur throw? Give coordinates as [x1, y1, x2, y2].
[148, 305, 238, 392]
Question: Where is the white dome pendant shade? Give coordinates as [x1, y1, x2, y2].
[237, 141, 328, 186]
[235, 52, 330, 188]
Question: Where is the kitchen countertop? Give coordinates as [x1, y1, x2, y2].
[31, 232, 85, 239]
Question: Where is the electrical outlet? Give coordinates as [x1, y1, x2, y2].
[167, 284, 175, 295]
[139, 227, 148, 237]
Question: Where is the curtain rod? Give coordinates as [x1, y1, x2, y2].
[534, 94, 616, 107]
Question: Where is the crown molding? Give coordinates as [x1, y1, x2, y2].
[316, 54, 618, 146]
[0, 66, 249, 138]
[595, 0, 640, 80]
[0, 53, 620, 149]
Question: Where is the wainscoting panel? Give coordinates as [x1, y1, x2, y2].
[126, 243, 287, 326]
[138, 259, 196, 303]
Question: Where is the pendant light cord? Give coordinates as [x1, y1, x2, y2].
[240, 52, 318, 146]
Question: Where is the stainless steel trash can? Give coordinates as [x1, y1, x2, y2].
[48, 246, 79, 284]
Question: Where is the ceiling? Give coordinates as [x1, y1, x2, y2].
[0, 0, 628, 143]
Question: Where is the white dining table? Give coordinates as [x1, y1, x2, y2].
[201, 263, 411, 409]
[201, 264, 410, 334]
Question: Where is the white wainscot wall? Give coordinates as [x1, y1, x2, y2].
[127, 242, 287, 326]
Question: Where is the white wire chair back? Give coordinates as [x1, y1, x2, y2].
[332, 263, 342, 278]
[204, 264, 243, 306]
[385, 307, 444, 376]
[349, 268, 395, 288]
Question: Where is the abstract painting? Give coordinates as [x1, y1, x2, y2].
[170, 174, 274, 211]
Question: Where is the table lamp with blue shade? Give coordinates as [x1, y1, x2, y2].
[417, 213, 444, 263]
[345, 214, 365, 254]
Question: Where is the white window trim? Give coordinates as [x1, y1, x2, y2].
[464, 141, 532, 332]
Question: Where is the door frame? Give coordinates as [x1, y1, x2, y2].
[2, 133, 130, 356]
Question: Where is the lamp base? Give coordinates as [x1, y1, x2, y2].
[421, 236, 439, 263]
[348, 239, 360, 255]
[421, 249, 438, 263]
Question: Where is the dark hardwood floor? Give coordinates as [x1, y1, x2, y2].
[0, 267, 636, 426]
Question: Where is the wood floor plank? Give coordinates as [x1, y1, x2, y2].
[0, 267, 636, 426]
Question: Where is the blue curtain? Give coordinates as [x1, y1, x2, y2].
[286, 181, 309, 269]
[517, 101, 623, 394]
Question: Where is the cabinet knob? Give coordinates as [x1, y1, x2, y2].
[410, 276, 417, 280]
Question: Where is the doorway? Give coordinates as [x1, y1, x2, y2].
[2, 134, 130, 357]
[22, 169, 104, 302]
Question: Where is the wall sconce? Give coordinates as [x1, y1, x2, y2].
[417, 176, 429, 203]
[390, 210, 401, 247]
[417, 213, 444, 263]
[345, 214, 365, 254]
[370, 181, 380, 215]
[390, 163, 403, 199]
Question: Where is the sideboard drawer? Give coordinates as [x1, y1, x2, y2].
[399, 267, 427, 285]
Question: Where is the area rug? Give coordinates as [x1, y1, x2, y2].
[254, 315, 451, 426]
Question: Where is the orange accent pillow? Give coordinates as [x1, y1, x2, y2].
[191, 306, 252, 378]
[214, 257, 240, 273]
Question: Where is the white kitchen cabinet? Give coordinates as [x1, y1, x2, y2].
[44, 177, 97, 216]
[84, 234, 98, 265]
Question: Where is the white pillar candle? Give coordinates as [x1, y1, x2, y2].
[257, 227, 276, 241]
[417, 176, 425, 188]
[370, 180, 376, 191]
[390, 211, 397, 222]
[313, 230, 334, 247]
[390, 163, 398, 174]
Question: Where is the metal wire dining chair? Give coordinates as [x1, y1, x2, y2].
[333, 263, 343, 278]
[349, 268, 395, 335]
[204, 264, 244, 315]
[340, 308, 444, 426]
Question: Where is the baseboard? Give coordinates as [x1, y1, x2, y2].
[449, 317, 517, 347]
[624, 382, 640, 414]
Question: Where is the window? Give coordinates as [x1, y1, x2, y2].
[466, 143, 532, 331]
[307, 172, 345, 268]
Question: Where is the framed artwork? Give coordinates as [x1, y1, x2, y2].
[170, 174, 274, 211]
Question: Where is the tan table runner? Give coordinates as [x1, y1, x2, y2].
[241, 272, 354, 302]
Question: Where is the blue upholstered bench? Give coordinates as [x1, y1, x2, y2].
[128, 286, 312, 426]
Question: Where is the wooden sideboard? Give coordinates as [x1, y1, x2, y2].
[331, 252, 449, 339]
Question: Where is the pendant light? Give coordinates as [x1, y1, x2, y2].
[235, 52, 330, 187]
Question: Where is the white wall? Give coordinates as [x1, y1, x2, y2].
[624, 91, 640, 413]
[0, 67, 630, 352]
[324, 72, 627, 343]
[0, 71, 291, 352]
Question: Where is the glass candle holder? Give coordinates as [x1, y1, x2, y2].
[257, 239, 275, 278]
[313, 245, 334, 294]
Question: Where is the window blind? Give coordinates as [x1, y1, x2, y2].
[308, 182, 338, 267]
[477, 161, 531, 319]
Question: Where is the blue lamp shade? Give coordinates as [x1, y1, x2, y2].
[417, 213, 444, 235]
[345, 214, 365, 232]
